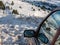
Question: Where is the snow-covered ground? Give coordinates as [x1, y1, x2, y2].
[0, 0, 49, 45]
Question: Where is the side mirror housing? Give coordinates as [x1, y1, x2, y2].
[24, 30, 35, 38]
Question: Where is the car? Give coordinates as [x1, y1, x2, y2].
[24, 8, 60, 45]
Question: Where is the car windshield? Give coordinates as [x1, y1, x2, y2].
[39, 11, 60, 45]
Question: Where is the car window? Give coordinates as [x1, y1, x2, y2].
[39, 11, 60, 45]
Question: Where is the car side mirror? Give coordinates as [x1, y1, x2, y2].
[24, 30, 35, 37]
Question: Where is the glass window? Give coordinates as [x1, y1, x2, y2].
[39, 11, 60, 45]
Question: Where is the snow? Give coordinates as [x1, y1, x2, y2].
[34, 10, 48, 17]
[0, 0, 50, 45]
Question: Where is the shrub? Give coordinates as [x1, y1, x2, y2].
[19, 6, 22, 8]
[12, 9, 19, 14]
[33, 8, 35, 11]
[38, 8, 40, 11]
[0, 1, 5, 10]
[11, 1, 14, 5]
[41, 6, 46, 11]
[47, 10, 49, 13]
[31, 7, 35, 11]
